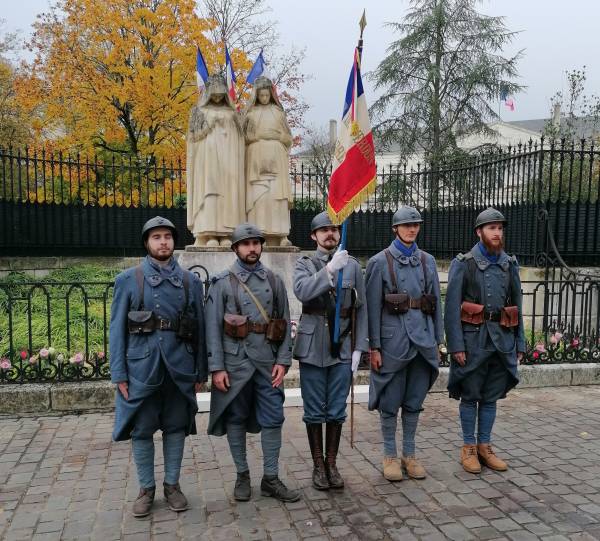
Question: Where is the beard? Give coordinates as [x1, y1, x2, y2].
[318, 236, 338, 252]
[480, 233, 504, 255]
[147, 246, 173, 262]
[238, 251, 261, 265]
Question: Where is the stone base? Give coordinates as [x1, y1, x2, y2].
[177, 249, 303, 320]
[183, 245, 300, 253]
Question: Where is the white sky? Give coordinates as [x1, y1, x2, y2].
[5, 0, 600, 132]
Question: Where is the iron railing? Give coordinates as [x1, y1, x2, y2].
[1, 275, 598, 384]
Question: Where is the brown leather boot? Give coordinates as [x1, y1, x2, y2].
[325, 422, 344, 489]
[461, 444, 482, 474]
[401, 456, 427, 479]
[382, 457, 403, 481]
[163, 482, 189, 512]
[477, 443, 508, 471]
[132, 487, 155, 518]
[306, 424, 329, 490]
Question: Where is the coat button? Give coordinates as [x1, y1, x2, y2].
[156, 304, 160, 308]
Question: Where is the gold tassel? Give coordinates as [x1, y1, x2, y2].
[350, 121, 360, 137]
[327, 176, 376, 224]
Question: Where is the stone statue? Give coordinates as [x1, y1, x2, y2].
[243, 77, 293, 247]
[186, 75, 245, 247]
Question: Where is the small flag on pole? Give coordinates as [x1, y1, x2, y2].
[327, 47, 376, 223]
[225, 45, 237, 105]
[500, 88, 515, 112]
[196, 46, 209, 90]
[247, 50, 266, 85]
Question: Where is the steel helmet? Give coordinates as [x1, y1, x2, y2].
[141, 216, 178, 245]
[392, 206, 423, 226]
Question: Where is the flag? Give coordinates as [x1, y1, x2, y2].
[225, 45, 237, 105]
[196, 46, 209, 90]
[327, 47, 376, 223]
[504, 97, 515, 112]
[247, 50, 266, 85]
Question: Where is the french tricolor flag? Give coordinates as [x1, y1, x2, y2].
[225, 45, 237, 106]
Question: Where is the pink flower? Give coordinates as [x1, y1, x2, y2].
[554, 332, 563, 341]
[0, 358, 11, 370]
[535, 342, 546, 353]
[97, 351, 105, 359]
[571, 338, 580, 347]
[20, 350, 27, 360]
[29, 355, 39, 365]
[39, 348, 49, 359]
[549, 334, 559, 345]
[532, 351, 539, 359]
[70, 352, 84, 365]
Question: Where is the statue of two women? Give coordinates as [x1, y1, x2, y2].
[186, 75, 292, 248]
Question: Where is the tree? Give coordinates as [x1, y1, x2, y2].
[0, 21, 31, 148]
[370, 0, 523, 168]
[544, 67, 600, 141]
[16, 0, 250, 160]
[200, 0, 309, 140]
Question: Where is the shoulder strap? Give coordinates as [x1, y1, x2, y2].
[233, 274, 271, 323]
[420, 251, 429, 294]
[384, 249, 398, 293]
[462, 257, 480, 303]
[228, 272, 243, 314]
[265, 269, 281, 318]
[135, 265, 145, 310]
[182, 271, 190, 312]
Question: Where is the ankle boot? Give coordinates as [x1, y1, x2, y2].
[325, 422, 344, 489]
[461, 444, 482, 474]
[306, 424, 329, 490]
[477, 443, 508, 471]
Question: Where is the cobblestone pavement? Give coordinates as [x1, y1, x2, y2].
[2, 386, 600, 541]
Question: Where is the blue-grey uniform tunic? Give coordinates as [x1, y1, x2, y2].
[109, 256, 207, 442]
[292, 250, 369, 423]
[365, 242, 443, 412]
[444, 245, 526, 400]
[206, 260, 292, 437]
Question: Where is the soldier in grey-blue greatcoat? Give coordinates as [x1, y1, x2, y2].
[444, 208, 525, 474]
[293, 211, 369, 490]
[205, 223, 300, 503]
[366, 207, 443, 482]
[109, 216, 207, 517]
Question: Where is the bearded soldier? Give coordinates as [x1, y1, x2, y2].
[109, 217, 206, 517]
[445, 208, 525, 474]
[293, 211, 369, 490]
[205, 223, 300, 502]
[366, 207, 443, 482]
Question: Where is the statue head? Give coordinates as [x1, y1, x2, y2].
[199, 74, 235, 109]
[247, 76, 283, 110]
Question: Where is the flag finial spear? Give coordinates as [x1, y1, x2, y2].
[359, 9, 367, 38]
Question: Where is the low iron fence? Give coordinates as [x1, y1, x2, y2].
[1, 274, 598, 384]
[1, 140, 600, 264]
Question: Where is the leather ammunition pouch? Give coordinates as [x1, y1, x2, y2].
[421, 293, 437, 316]
[224, 313, 249, 338]
[384, 293, 410, 314]
[266, 318, 287, 342]
[460, 301, 485, 325]
[176, 314, 198, 343]
[500, 305, 519, 328]
[128, 311, 156, 334]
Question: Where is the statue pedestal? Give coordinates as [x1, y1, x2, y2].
[176, 246, 302, 321]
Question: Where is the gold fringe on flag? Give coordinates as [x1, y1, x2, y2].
[327, 175, 376, 225]
[350, 121, 360, 137]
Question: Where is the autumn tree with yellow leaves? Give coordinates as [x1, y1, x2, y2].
[17, 0, 251, 161]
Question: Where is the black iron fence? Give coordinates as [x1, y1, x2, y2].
[1, 274, 598, 384]
[1, 139, 600, 263]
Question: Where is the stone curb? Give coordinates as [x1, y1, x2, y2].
[1, 363, 600, 416]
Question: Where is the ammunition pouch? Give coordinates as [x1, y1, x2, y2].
[420, 293, 437, 316]
[384, 293, 409, 315]
[460, 302, 485, 325]
[224, 313, 249, 339]
[128, 311, 156, 334]
[500, 305, 519, 328]
[266, 318, 287, 343]
[176, 314, 198, 344]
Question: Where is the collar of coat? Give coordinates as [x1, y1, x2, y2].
[230, 259, 268, 283]
[315, 248, 334, 263]
[469, 244, 510, 271]
[387, 241, 422, 267]
[142, 256, 184, 288]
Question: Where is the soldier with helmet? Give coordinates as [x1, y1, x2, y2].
[205, 223, 300, 503]
[444, 207, 525, 474]
[109, 216, 207, 517]
[365, 207, 443, 482]
[292, 211, 369, 490]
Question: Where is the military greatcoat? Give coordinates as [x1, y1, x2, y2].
[109, 256, 207, 441]
[205, 259, 292, 436]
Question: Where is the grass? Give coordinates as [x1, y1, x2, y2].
[0, 265, 120, 359]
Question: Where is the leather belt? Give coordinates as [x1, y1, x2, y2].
[248, 321, 268, 333]
[408, 297, 423, 309]
[302, 307, 351, 318]
[483, 310, 502, 322]
[155, 317, 178, 331]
